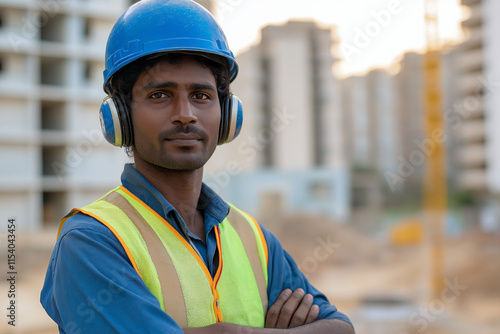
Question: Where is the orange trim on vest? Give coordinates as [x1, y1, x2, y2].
[242, 209, 269, 267]
[58, 210, 78, 238]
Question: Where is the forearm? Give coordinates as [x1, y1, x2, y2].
[288, 319, 355, 334]
[184, 319, 355, 334]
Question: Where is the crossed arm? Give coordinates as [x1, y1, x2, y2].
[184, 288, 355, 334]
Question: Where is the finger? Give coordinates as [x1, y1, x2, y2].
[304, 304, 320, 324]
[275, 288, 306, 328]
[288, 293, 315, 328]
[265, 289, 292, 328]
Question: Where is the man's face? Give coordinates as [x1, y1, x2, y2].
[130, 56, 221, 171]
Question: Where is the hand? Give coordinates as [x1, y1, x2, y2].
[265, 288, 319, 329]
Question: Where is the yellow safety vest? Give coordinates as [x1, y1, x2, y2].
[59, 186, 269, 328]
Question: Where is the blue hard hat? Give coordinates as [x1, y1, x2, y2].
[103, 0, 238, 90]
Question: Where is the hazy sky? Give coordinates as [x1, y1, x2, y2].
[216, 0, 464, 77]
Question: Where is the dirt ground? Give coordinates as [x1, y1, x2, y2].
[263, 213, 500, 334]
[0, 215, 499, 334]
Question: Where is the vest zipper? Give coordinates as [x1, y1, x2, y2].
[213, 293, 223, 322]
[212, 226, 224, 322]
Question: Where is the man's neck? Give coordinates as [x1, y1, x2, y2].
[133, 159, 205, 240]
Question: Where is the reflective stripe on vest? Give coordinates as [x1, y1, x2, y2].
[59, 186, 268, 328]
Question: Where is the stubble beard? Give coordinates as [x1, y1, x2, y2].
[134, 139, 216, 173]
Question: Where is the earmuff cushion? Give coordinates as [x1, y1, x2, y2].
[114, 95, 133, 147]
[218, 94, 231, 145]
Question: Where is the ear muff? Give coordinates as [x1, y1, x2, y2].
[218, 94, 243, 145]
[99, 95, 133, 147]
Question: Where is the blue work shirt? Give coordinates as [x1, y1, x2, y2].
[41, 163, 351, 333]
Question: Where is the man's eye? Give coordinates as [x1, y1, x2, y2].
[150, 92, 167, 99]
[194, 92, 210, 100]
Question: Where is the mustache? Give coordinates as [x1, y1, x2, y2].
[158, 125, 209, 141]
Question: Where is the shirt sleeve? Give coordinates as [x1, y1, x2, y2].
[260, 223, 352, 325]
[40, 213, 184, 334]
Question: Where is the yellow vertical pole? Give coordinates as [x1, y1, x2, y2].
[423, 0, 446, 299]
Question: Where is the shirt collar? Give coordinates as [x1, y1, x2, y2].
[120, 163, 229, 233]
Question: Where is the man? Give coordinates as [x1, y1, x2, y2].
[41, 0, 354, 333]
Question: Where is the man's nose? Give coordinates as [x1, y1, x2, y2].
[170, 95, 198, 125]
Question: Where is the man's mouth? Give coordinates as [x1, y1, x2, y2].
[165, 134, 202, 146]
